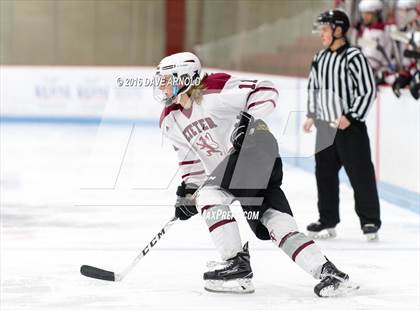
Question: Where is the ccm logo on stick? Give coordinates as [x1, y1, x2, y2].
[142, 228, 166, 255]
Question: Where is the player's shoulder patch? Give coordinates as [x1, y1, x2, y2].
[202, 73, 231, 95]
[159, 103, 182, 128]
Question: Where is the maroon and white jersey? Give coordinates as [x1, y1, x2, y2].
[356, 22, 392, 72]
[160, 73, 278, 185]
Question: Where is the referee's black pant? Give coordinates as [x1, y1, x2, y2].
[314, 120, 381, 229]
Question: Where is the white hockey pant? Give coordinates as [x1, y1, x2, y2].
[195, 185, 243, 261]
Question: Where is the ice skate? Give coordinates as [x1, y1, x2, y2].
[314, 260, 359, 297]
[307, 221, 337, 239]
[203, 242, 254, 294]
[362, 224, 379, 242]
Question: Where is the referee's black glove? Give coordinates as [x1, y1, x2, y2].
[175, 182, 198, 221]
[409, 71, 420, 100]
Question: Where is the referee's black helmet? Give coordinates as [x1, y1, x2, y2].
[313, 10, 350, 34]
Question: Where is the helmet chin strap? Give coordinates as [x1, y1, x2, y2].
[328, 25, 338, 48]
[170, 71, 201, 104]
[328, 25, 346, 49]
[162, 84, 179, 106]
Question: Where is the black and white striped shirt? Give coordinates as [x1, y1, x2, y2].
[307, 44, 376, 122]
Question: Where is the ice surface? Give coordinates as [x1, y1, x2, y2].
[1, 124, 419, 310]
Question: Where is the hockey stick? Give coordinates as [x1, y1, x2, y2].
[80, 181, 208, 282]
[80, 215, 178, 281]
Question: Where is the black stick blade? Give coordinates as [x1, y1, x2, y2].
[80, 265, 115, 281]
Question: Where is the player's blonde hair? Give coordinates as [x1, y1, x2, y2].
[186, 73, 208, 104]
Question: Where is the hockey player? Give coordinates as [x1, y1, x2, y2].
[155, 52, 358, 297]
[391, 0, 420, 98]
[356, 0, 394, 85]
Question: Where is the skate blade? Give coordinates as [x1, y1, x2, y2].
[308, 228, 337, 240]
[204, 278, 255, 294]
[365, 232, 378, 242]
[318, 280, 360, 297]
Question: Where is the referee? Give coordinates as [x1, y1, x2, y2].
[303, 10, 381, 241]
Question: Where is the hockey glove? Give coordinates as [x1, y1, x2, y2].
[175, 182, 199, 220]
[392, 70, 412, 98]
[409, 71, 420, 100]
[230, 111, 254, 151]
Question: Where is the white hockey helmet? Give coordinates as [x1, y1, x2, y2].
[396, 0, 419, 28]
[154, 52, 204, 105]
[396, 0, 418, 10]
[359, 0, 384, 12]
